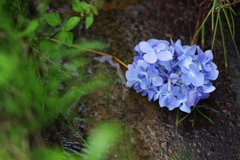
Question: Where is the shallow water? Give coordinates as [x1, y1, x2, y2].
[45, 0, 240, 159]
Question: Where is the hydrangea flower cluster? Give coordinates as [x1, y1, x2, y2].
[126, 39, 219, 113]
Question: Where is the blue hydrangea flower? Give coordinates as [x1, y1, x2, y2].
[125, 39, 218, 113]
[181, 63, 204, 86]
[137, 39, 173, 64]
[159, 84, 179, 111]
[176, 93, 191, 113]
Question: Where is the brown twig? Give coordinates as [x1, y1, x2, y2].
[215, 0, 240, 10]
[49, 38, 128, 69]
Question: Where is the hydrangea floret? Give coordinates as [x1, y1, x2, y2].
[126, 39, 219, 113]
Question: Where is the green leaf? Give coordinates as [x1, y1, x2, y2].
[55, 31, 73, 47]
[80, 2, 89, 10]
[72, 0, 83, 12]
[85, 14, 94, 29]
[85, 124, 121, 160]
[89, 4, 98, 15]
[0, 53, 17, 85]
[72, 0, 88, 13]
[43, 13, 61, 26]
[62, 17, 80, 31]
[40, 40, 53, 53]
[18, 20, 39, 37]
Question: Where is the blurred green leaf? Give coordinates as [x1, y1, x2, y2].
[76, 41, 105, 50]
[80, 1, 89, 10]
[0, 53, 17, 85]
[43, 13, 61, 26]
[18, 20, 39, 37]
[85, 14, 94, 29]
[62, 16, 80, 31]
[83, 124, 121, 160]
[72, 0, 88, 13]
[55, 31, 73, 47]
[89, 4, 98, 15]
[72, 0, 83, 12]
[40, 40, 53, 53]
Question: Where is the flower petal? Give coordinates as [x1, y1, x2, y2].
[140, 78, 148, 89]
[137, 60, 148, 69]
[139, 41, 154, 53]
[135, 44, 143, 54]
[126, 80, 137, 87]
[126, 70, 136, 81]
[181, 74, 191, 85]
[147, 39, 159, 47]
[192, 73, 204, 86]
[159, 96, 167, 107]
[157, 50, 172, 61]
[147, 90, 155, 101]
[143, 52, 158, 63]
[152, 76, 163, 86]
[155, 43, 166, 50]
[180, 103, 191, 113]
[202, 85, 215, 93]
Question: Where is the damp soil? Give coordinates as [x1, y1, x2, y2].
[45, 0, 240, 159]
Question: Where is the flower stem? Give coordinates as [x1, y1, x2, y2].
[192, 107, 197, 127]
[167, 79, 171, 91]
[48, 38, 129, 69]
[196, 107, 214, 124]
[176, 109, 179, 127]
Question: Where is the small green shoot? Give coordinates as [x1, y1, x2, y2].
[176, 107, 214, 126]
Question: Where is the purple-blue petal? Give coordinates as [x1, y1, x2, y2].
[180, 103, 191, 113]
[147, 39, 159, 47]
[152, 76, 163, 86]
[143, 52, 158, 63]
[157, 50, 172, 61]
[181, 74, 191, 85]
[192, 73, 204, 86]
[155, 43, 166, 50]
[139, 41, 154, 53]
[135, 44, 143, 54]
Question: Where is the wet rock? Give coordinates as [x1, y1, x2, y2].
[45, 0, 240, 159]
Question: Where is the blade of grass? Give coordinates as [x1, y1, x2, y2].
[211, 9, 220, 50]
[196, 107, 214, 124]
[211, 1, 215, 34]
[192, 108, 197, 127]
[61, 121, 89, 148]
[32, 47, 62, 70]
[201, 24, 205, 49]
[228, 6, 237, 16]
[175, 109, 179, 127]
[219, 13, 228, 69]
[53, 124, 65, 152]
[229, 9, 235, 36]
[59, 112, 90, 147]
[223, 7, 240, 57]
[191, 6, 213, 45]
[177, 108, 195, 124]
[223, 8, 233, 38]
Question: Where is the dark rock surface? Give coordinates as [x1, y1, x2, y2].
[45, 0, 240, 159]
